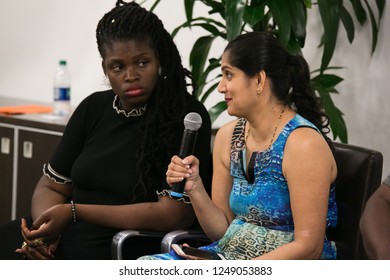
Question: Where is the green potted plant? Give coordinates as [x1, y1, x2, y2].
[146, 0, 385, 143]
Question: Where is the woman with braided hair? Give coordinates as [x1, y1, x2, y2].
[140, 31, 338, 260]
[0, 1, 211, 259]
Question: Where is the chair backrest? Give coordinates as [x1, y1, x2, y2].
[327, 142, 383, 259]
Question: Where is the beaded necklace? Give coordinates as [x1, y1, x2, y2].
[240, 106, 286, 194]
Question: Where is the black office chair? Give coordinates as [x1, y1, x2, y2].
[111, 152, 213, 260]
[111, 219, 212, 259]
[160, 142, 384, 259]
[327, 142, 383, 259]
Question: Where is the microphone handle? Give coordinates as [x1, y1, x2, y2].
[171, 129, 198, 198]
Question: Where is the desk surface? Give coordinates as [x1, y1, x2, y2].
[0, 96, 68, 132]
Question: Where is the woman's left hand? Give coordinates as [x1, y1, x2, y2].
[23, 204, 72, 241]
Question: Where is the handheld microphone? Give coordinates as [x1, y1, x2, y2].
[170, 112, 202, 198]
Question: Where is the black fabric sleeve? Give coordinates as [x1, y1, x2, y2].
[47, 94, 92, 179]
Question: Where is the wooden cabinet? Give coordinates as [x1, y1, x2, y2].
[0, 125, 14, 223]
[0, 97, 68, 223]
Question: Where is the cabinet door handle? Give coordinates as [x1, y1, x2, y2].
[23, 141, 33, 158]
[1, 137, 11, 155]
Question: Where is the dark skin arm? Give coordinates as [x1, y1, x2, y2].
[19, 174, 195, 258]
[360, 182, 390, 259]
[27, 175, 194, 235]
[15, 175, 71, 259]
[31, 175, 73, 221]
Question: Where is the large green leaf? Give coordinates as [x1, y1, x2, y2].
[314, 86, 348, 143]
[311, 66, 345, 74]
[226, 0, 247, 41]
[364, 0, 379, 54]
[196, 58, 221, 100]
[317, 0, 340, 72]
[208, 101, 228, 124]
[328, 106, 348, 143]
[190, 23, 225, 37]
[171, 17, 225, 38]
[349, 0, 367, 25]
[376, 0, 386, 19]
[305, 0, 312, 9]
[201, 0, 226, 18]
[267, 0, 291, 47]
[244, 3, 265, 27]
[148, 0, 161, 12]
[311, 74, 344, 90]
[200, 81, 219, 104]
[287, 0, 307, 47]
[286, 33, 304, 55]
[189, 36, 216, 91]
[339, 5, 355, 43]
[184, 0, 195, 22]
[311, 72, 347, 142]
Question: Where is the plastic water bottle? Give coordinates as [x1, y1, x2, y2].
[53, 60, 71, 116]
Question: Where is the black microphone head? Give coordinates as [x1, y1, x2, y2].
[184, 112, 202, 131]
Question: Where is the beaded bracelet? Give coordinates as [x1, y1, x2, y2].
[70, 200, 77, 223]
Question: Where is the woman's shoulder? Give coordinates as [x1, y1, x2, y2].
[285, 116, 333, 161]
[74, 89, 114, 111]
[284, 114, 327, 147]
[212, 119, 240, 163]
[288, 114, 318, 131]
[68, 90, 114, 124]
[83, 89, 114, 103]
[214, 118, 240, 142]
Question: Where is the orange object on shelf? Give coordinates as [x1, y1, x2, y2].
[0, 105, 53, 115]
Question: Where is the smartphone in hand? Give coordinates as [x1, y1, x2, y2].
[171, 244, 225, 260]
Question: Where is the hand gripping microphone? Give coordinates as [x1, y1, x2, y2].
[170, 112, 202, 198]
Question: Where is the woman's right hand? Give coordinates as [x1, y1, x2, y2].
[166, 155, 201, 194]
[23, 204, 71, 242]
[15, 218, 60, 259]
[15, 237, 60, 260]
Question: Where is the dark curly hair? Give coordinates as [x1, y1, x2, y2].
[96, 1, 195, 200]
[224, 31, 332, 146]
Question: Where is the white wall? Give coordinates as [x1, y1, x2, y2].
[0, 0, 389, 180]
[302, 3, 390, 181]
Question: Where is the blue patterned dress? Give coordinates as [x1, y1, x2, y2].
[139, 114, 338, 260]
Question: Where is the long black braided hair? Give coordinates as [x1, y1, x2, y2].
[224, 31, 332, 147]
[96, 1, 195, 200]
